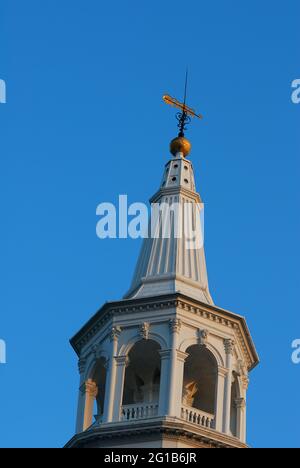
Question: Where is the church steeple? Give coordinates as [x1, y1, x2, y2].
[65, 89, 259, 450]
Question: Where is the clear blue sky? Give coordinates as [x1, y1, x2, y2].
[0, 1, 299, 448]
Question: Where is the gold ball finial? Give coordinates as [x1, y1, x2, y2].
[170, 136, 191, 158]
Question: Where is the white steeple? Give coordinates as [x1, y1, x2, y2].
[125, 137, 213, 305]
[66, 90, 259, 450]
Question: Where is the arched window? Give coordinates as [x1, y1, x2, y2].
[182, 345, 217, 416]
[122, 340, 161, 420]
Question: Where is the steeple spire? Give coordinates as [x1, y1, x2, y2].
[125, 123, 213, 305]
[125, 79, 212, 303]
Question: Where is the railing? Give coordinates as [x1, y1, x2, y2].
[121, 403, 159, 421]
[181, 406, 215, 429]
[120, 403, 214, 428]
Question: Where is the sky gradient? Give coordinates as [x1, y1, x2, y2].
[0, 1, 299, 447]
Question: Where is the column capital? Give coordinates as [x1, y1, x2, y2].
[115, 355, 130, 368]
[224, 338, 235, 355]
[110, 326, 122, 342]
[80, 380, 98, 398]
[140, 322, 150, 340]
[169, 318, 182, 334]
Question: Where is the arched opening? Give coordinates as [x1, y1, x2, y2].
[82, 357, 107, 430]
[122, 340, 161, 420]
[182, 345, 217, 426]
[230, 373, 239, 437]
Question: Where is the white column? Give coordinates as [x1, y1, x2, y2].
[158, 350, 171, 415]
[112, 355, 130, 421]
[83, 380, 98, 430]
[167, 318, 181, 416]
[102, 327, 121, 423]
[214, 366, 227, 432]
[76, 379, 98, 432]
[223, 339, 235, 434]
[76, 387, 86, 433]
[236, 373, 248, 442]
[236, 397, 246, 443]
[174, 350, 189, 417]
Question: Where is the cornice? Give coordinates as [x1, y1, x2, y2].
[70, 293, 259, 371]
